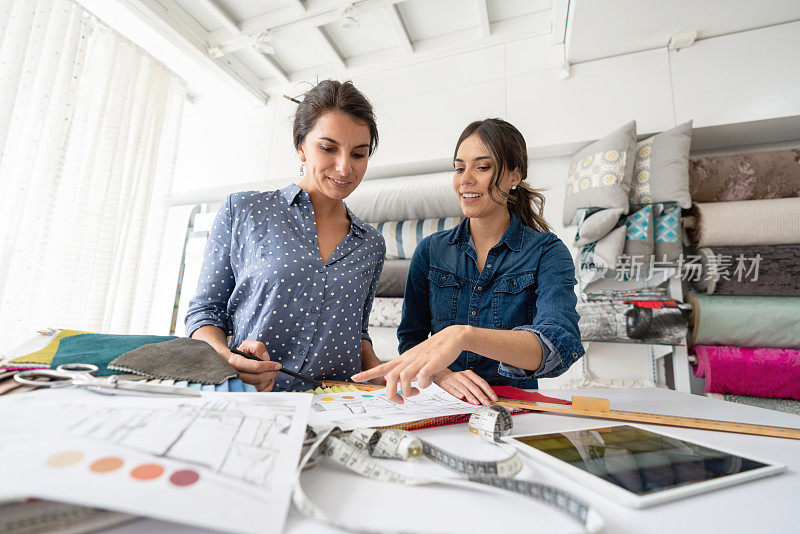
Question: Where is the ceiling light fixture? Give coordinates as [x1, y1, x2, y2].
[253, 32, 275, 55]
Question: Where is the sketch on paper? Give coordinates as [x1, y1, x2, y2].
[308, 383, 477, 431]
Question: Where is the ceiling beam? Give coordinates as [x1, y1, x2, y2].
[476, 0, 490, 38]
[386, 4, 413, 55]
[196, 0, 240, 34]
[208, 0, 405, 44]
[286, 0, 347, 70]
[114, 0, 268, 104]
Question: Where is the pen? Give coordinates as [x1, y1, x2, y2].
[228, 347, 325, 388]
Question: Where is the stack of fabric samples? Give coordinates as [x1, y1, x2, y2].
[685, 148, 800, 410]
[0, 331, 257, 395]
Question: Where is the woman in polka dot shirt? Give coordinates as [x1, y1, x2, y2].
[353, 119, 583, 404]
[185, 80, 386, 392]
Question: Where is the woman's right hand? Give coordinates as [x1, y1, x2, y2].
[225, 339, 282, 392]
[433, 369, 498, 406]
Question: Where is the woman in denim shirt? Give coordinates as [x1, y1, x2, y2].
[353, 119, 583, 404]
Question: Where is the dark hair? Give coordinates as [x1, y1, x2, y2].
[293, 80, 378, 156]
[454, 118, 551, 232]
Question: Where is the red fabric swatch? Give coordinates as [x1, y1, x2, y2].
[492, 386, 572, 405]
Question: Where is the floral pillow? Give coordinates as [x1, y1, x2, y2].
[563, 120, 636, 226]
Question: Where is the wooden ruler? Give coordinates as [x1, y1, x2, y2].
[322, 381, 800, 440]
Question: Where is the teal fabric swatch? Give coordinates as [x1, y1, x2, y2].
[50, 334, 177, 375]
[228, 378, 244, 392]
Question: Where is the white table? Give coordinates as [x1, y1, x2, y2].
[106, 388, 800, 534]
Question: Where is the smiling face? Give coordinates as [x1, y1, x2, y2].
[453, 133, 521, 220]
[297, 110, 371, 201]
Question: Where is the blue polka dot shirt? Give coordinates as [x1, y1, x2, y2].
[185, 184, 386, 391]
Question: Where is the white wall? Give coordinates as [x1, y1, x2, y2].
[155, 21, 800, 387]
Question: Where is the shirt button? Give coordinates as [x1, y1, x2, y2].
[572, 352, 579, 359]
[317, 268, 324, 273]
[476, 286, 482, 291]
[471, 311, 477, 316]
[486, 264, 491, 268]
[441, 275, 446, 281]
[510, 281, 516, 287]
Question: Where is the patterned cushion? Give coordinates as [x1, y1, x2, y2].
[368, 297, 403, 327]
[629, 121, 693, 208]
[563, 120, 637, 226]
[370, 218, 461, 259]
[622, 204, 654, 271]
[654, 203, 682, 261]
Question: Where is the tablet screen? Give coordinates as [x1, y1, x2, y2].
[511, 425, 769, 496]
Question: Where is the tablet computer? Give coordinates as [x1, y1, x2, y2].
[502, 424, 785, 508]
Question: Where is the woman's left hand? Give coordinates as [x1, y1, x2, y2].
[351, 325, 470, 403]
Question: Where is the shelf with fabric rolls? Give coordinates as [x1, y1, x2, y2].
[683, 147, 800, 406]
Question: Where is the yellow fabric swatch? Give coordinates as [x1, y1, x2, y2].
[9, 329, 90, 365]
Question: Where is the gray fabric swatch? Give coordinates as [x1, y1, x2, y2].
[108, 337, 238, 385]
[376, 259, 411, 297]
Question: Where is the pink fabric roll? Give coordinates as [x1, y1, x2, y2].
[692, 345, 800, 400]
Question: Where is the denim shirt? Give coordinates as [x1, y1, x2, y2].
[397, 213, 583, 389]
[185, 185, 385, 391]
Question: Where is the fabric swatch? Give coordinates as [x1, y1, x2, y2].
[689, 148, 800, 202]
[8, 329, 89, 365]
[693, 245, 800, 296]
[706, 393, 800, 416]
[577, 293, 690, 345]
[687, 293, 800, 348]
[51, 334, 177, 375]
[685, 197, 800, 247]
[108, 337, 237, 385]
[376, 259, 411, 297]
[693, 345, 800, 400]
[368, 297, 403, 327]
[371, 218, 460, 259]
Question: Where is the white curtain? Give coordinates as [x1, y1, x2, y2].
[0, 0, 186, 350]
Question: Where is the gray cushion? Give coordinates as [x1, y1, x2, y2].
[376, 259, 411, 297]
[574, 208, 625, 247]
[630, 121, 693, 208]
[578, 225, 626, 284]
[563, 120, 637, 226]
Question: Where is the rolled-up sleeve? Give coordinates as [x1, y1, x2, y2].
[184, 195, 236, 338]
[361, 245, 385, 344]
[499, 234, 584, 379]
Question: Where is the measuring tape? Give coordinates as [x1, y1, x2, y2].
[293, 405, 604, 533]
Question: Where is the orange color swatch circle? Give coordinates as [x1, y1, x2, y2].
[130, 463, 164, 480]
[90, 457, 124, 473]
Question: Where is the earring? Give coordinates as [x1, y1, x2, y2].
[299, 163, 305, 176]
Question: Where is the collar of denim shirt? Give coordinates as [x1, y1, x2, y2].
[279, 182, 368, 237]
[448, 211, 525, 254]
